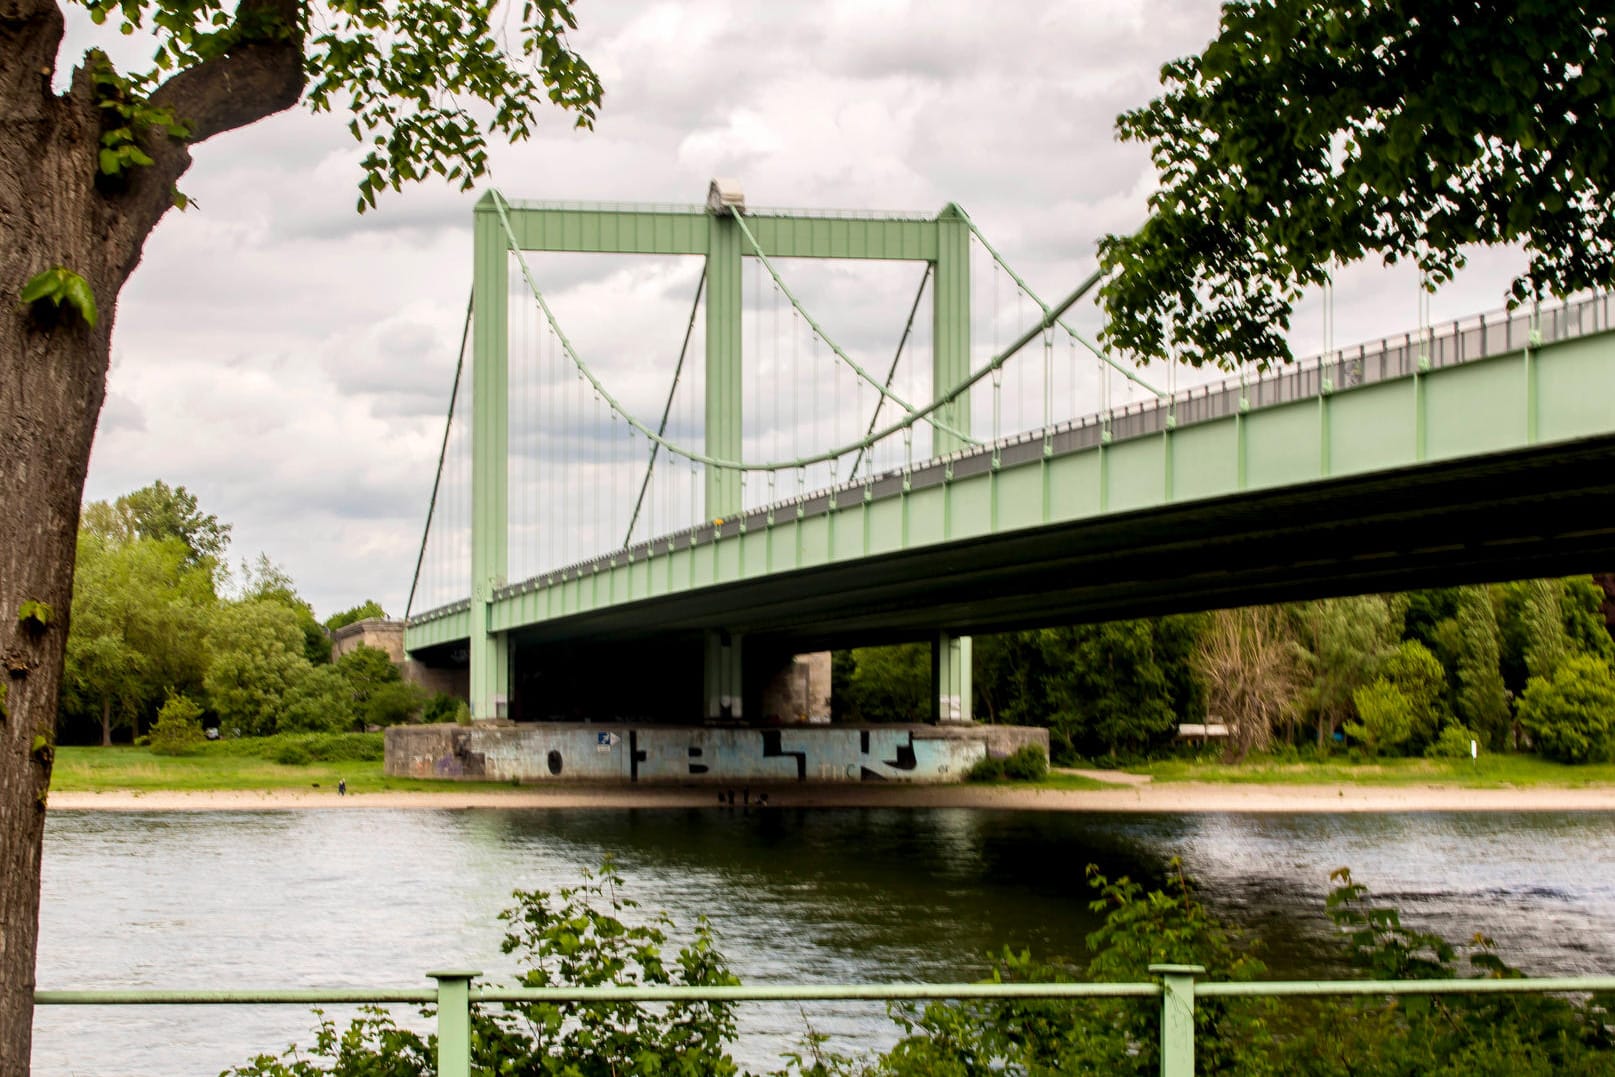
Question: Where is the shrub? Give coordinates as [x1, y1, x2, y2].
[966, 755, 1006, 781]
[149, 695, 205, 756]
[229, 858, 741, 1077]
[205, 732, 383, 763]
[1517, 655, 1615, 763]
[1425, 723, 1479, 759]
[364, 680, 427, 727]
[273, 743, 312, 766]
[422, 691, 462, 724]
[280, 665, 358, 734]
[1001, 744, 1049, 781]
[966, 745, 1048, 782]
[299, 733, 384, 762]
[1346, 678, 1413, 756]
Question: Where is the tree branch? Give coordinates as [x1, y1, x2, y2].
[97, 0, 305, 280]
[148, 0, 306, 144]
[0, 0, 64, 117]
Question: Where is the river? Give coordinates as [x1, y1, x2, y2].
[31, 807, 1615, 1075]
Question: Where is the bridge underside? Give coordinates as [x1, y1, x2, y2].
[462, 436, 1613, 657]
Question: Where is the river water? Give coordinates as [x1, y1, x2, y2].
[31, 807, 1615, 1075]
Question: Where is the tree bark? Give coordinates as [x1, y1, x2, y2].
[0, 3, 304, 1070]
[100, 697, 111, 747]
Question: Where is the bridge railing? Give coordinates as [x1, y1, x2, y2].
[1057, 288, 1615, 450]
[36, 967, 1615, 1077]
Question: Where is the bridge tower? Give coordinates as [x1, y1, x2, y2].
[464, 184, 977, 723]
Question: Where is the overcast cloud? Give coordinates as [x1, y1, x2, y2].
[65, 1, 1538, 619]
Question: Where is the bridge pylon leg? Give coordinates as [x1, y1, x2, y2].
[704, 630, 744, 722]
[470, 627, 510, 721]
[932, 632, 972, 724]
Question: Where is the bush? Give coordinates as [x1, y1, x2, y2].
[966, 745, 1048, 782]
[210, 732, 384, 764]
[280, 665, 358, 734]
[1426, 723, 1479, 759]
[364, 680, 427, 728]
[966, 755, 1006, 781]
[421, 691, 462, 724]
[1517, 654, 1615, 763]
[230, 861, 1615, 1077]
[299, 732, 385, 762]
[149, 694, 205, 756]
[1346, 678, 1413, 756]
[1002, 744, 1049, 780]
[273, 743, 312, 766]
[230, 858, 741, 1077]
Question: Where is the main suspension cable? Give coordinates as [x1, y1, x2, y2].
[487, 190, 1098, 473]
[624, 267, 706, 547]
[405, 291, 473, 620]
[851, 264, 932, 476]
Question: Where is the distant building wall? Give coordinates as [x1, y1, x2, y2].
[331, 618, 405, 663]
[333, 619, 468, 701]
[386, 722, 1048, 784]
[759, 652, 832, 724]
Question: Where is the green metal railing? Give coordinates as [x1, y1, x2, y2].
[37, 968, 1615, 1076]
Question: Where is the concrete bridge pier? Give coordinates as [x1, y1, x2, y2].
[704, 629, 743, 721]
[932, 631, 972, 723]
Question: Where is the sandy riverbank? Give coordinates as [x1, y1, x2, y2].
[45, 780, 1615, 813]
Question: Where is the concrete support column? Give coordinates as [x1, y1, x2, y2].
[705, 209, 744, 518]
[932, 631, 972, 724]
[470, 195, 510, 721]
[704, 629, 744, 721]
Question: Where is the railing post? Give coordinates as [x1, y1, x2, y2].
[429, 968, 480, 1077]
[1151, 963, 1203, 1077]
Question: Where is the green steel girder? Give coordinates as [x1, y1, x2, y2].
[405, 327, 1615, 656]
[493, 199, 939, 259]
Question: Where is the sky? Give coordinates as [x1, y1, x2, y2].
[63, 0, 1535, 620]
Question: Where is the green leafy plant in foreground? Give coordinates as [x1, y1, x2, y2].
[1283, 869, 1615, 1076]
[228, 857, 741, 1077]
[230, 861, 1615, 1076]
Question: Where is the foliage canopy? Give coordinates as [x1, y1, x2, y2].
[1099, 2, 1615, 369]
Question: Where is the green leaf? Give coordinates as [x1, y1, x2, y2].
[62, 276, 98, 327]
[19, 267, 95, 327]
[17, 599, 53, 629]
[18, 269, 58, 304]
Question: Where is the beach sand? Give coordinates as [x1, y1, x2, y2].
[45, 779, 1615, 813]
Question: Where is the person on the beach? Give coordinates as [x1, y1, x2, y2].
[338, 779, 346, 797]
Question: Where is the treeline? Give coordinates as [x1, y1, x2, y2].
[59, 481, 457, 749]
[836, 577, 1615, 765]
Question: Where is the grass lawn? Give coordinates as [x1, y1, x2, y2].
[1129, 753, 1615, 788]
[51, 744, 482, 795]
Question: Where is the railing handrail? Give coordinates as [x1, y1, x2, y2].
[35, 969, 1615, 1077]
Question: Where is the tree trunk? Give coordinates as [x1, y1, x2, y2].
[0, 127, 120, 1077]
[0, 1, 304, 1067]
[2, 7, 146, 1069]
[100, 697, 111, 747]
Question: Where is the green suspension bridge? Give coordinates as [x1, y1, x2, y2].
[403, 184, 1615, 725]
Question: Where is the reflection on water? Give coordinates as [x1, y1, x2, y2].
[33, 808, 1615, 1075]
